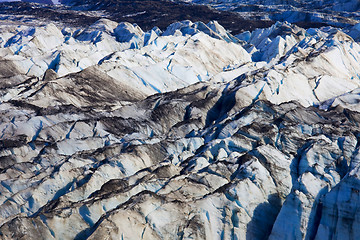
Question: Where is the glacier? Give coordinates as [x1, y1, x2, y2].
[0, 11, 360, 240]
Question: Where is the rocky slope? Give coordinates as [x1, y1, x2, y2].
[1, 13, 360, 240]
[1, 0, 359, 31]
[0, 0, 274, 33]
[175, 0, 360, 28]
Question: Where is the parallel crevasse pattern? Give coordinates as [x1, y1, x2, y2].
[0, 18, 360, 239]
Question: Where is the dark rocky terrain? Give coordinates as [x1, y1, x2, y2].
[0, 0, 328, 34]
[177, 0, 360, 28]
